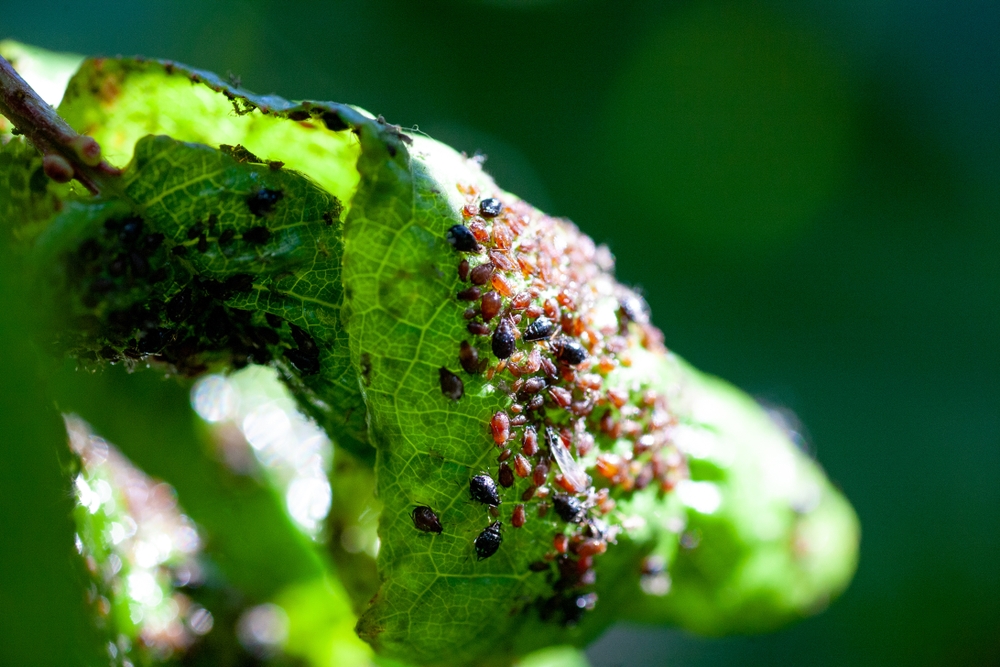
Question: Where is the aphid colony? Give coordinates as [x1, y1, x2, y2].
[64, 186, 333, 380]
[435, 188, 689, 625]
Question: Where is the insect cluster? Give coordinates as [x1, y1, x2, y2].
[63, 186, 330, 380]
[439, 187, 690, 625]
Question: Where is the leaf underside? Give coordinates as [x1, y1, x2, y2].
[0, 49, 860, 667]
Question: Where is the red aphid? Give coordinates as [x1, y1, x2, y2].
[469, 221, 489, 242]
[549, 386, 572, 408]
[492, 222, 512, 249]
[553, 533, 568, 554]
[512, 504, 526, 528]
[490, 411, 510, 445]
[491, 272, 514, 297]
[513, 454, 531, 478]
[510, 292, 531, 309]
[522, 428, 538, 456]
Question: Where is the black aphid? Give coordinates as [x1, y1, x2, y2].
[475, 521, 502, 560]
[446, 225, 479, 252]
[553, 337, 587, 365]
[523, 317, 556, 342]
[247, 188, 283, 216]
[143, 233, 165, 254]
[492, 318, 516, 359]
[470, 474, 501, 506]
[411, 506, 443, 534]
[118, 217, 144, 246]
[618, 292, 650, 325]
[242, 226, 271, 244]
[479, 198, 503, 218]
[284, 347, 320, 375]
[552, 494, 586, 524]
[322, 111, 349, 132]
[218, 229, 236, 245]
[224, 273, 255, 293]
[439, 367, 464, 400]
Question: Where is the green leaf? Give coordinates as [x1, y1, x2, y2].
[0, 236, 103, 666]
[3, 49, 860, 666]
[34, 132, 372, 460]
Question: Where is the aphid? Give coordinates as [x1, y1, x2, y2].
[479, 198, 503, 218]
[468, 322, 490, 336]
[470, 263, 494, 285]
[549, 386, 572, 408]
[510, 415, 527, 427]
[491, 222, 512, 249]
[521, 486, 536, 501]
[439, 367, 464, 400]
[492, 318, 516, 359]
[224, 273, 254, 293]
[553, 533, 568, 554]
[470, 474, 501, 506]
[475, 521, 503, 560]
[522, 377, 547, 394]
[142, 232, 164, 255]
[242, 226, 271, 244]
[510, 292, 531, 309]
[532, 461, 549, 487]
[522, 428, 538, 456]
[553, 494, 586, 524]
[618, 292, 651, 325]
[513, 454, 531, 478]
[284, 346, 320, 375]
[458, 259, 470, 281]
[552, 337, 588, 365]
[512, 504, 526, 528]
[446, 225, 479, 252]
[489, 250, 516, 273]
[526, 394, 545, 411]
[575, 539, 606, 557]
[524, 317, 556, 342]
[322, 110, 349, 132]
[411, 506, 443, 534]
[498, 448, 512, 463]
[490, 411, 510, 445]
[480, 292, 503, 322]
[247, 188, 283, 216]
[490, 273, 514, 297]
[118, 217, 144, 246]
[128, 252, 149, 277]
[469, 221, 489, 242]
[459, 340, 481, 374]
[457, 286, 482, 301]
[498, 462, 514, 488]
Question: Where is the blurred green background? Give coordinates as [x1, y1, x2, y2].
[2, 0, 997, 665]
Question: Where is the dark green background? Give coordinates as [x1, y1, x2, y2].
[2, 0, 997, 665]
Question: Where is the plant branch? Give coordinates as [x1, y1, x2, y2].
[0, 54, 121, 194]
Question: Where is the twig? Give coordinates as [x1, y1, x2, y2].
[0, 54, 121, 194]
